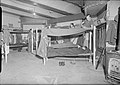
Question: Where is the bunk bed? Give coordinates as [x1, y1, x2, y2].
[36, 22, 106, 67]
[37, 25, 93, 64]
[9, 30, 29, 51]
[47, 29, 92, 57]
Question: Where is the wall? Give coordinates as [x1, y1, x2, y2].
[106, 0, 120, 47]
[85, 0, 108, 7]
[107, 0, 120, 20]
[2, 12, 21, 28]
[23, 25, 45, 30]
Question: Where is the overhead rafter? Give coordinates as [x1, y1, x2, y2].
[62, 0, 86, 15]
[2, 6, 49, 19]
[62, 0, 85, 7]
[1, 3, 54, 19]
[16, 0, 73, 16]
[20, 17, 47, 25]
[47, 12, 85, 25]
[1, 0, 65, 19]
[84, 0, 108, 16]
[97, 4, 107, 17]
[30, 0, 82, 14]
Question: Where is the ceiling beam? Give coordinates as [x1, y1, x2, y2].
[97, 4, 107, 17]
[2, 6, 49, 19]
[47, 13, 85, 24]
[63, 0, 84, 7]
[20, 17, 46, 25]
[85, 2, 107, 17]
[1, 3, 54, 19]
[16, 0, 73, 15]
[30, 0, 81, 14]
[1, 0, 65, 18]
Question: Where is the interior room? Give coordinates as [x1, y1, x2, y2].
[0, 0, 120, 84]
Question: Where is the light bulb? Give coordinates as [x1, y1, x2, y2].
[33, 12, 36, 15]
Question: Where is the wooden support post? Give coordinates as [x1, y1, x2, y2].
[36, 28, 38, 51]
[31, 29, 33, 53]
[89, 32, 92, 51]
[93, 26, 96, 68]
[88, 31, 93, 62]
[42, 57, 46, 65]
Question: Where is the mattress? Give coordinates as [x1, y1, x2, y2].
[47, 46, 90, 57]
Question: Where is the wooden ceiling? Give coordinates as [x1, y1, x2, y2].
[62, 0, 85, 7]
[1, 0, 108, 20]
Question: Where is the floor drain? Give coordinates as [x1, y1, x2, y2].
[59, 61, 65, 66]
